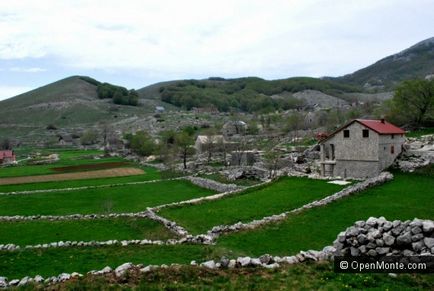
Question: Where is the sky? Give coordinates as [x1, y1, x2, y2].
[0, 0, 433, 101]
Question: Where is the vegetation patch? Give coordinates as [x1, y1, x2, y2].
[217, 172, 434, 257]
[0, 180, 216, 216]
[0, 218, 175, 246]
[159, 177, 346, 234]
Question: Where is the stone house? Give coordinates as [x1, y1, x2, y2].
[319, 119, 405, 178]
[194, 135, 226, 153]
[194, 135, 240, 154]
[0, 150, 16, 165]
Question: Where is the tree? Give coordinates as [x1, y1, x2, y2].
[128, 89, 139, 106]
[175, 131, 195, 169]
[128, 131, 155, 156]
[80, 129, 98, 146]
[390, 79, 434, 126]
[0, 138, 11, 150]
[263, 148, 280, 179]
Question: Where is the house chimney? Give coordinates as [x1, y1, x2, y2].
[381, 118, 385, 124]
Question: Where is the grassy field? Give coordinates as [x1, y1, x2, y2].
[0, 147, 135, 178]
[60, 262, 434, 290]
[0, 166, 160, 193]
[0, 180, 215, 216]
[0, 218, 175, 246]
[217, 171, 434, 257]
[0, 245, 214, 279]
[159, 177, 346, 234]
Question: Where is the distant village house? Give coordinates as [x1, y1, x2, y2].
[319, 119, 405, 178]
[0, 150, 16, 165]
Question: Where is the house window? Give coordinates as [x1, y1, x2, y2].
[362, 129, 369, 138]
[391, 145, 395, 154]
[343, 130, 350, 138]
[391, 134, 395, 139]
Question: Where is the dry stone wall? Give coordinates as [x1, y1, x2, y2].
[185, 176, 241, 192]
[334, 217, 434, 256]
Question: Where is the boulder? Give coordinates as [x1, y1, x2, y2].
[115, 262, 134, 277]
[237, 257, 251, 267]
[259, 254, 274, 265]
[201, 260, 216, 269]
[0, 277, 7, 288]
[396, 232, 412, 246]
[424, 237, 434, 249]
[422, 221, 434, 233]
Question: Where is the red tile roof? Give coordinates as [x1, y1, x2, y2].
[0, 150, 15, 159]
[356, 119, 405, 134]
[319, 119, 405, 144]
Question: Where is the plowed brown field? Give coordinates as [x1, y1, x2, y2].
[0, 167, 144, 185]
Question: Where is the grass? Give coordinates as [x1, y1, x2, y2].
[0, 156, 126, 178]
[0, 245, 214, 279]
[0, 148, 125, 178]
[61, 262, 434, 290]
[0, 180, 216, 216]
[217, 172, 434, 257]
[0, 166, 160, 193]
[159, 177, 346, 234]
[0, 218, 175, 246]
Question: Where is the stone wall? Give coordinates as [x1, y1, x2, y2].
[185, 176, 240, 193]
[334, 217, 434, 256]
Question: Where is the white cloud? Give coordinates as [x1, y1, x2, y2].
[9, 67, 46, 73]
[0, 0, 433, 81]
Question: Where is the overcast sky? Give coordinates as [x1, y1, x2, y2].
[0, 0, 433, 101]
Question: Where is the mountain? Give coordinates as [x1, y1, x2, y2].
[334, 37, 434, 89]
[137, 76, 360, 112]
[0, 76, 171, 142]
[1, 37, 432, 142]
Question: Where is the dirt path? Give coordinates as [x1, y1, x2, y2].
[0, 167, 145, 185]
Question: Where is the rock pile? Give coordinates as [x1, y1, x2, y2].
[334, 217, 434, 256]
[395, 135, 434, 172]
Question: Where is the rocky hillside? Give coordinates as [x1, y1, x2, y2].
[334, 37, 434, 90]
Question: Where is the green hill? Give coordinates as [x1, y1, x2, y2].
[334, 37, 434, 90]
[137, 76, 360, 112]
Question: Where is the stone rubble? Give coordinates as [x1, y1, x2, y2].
[333, 217, 434, 256]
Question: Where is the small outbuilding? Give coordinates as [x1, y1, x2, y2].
[319, 119, 405, 178]
[0, 150, 16, 165]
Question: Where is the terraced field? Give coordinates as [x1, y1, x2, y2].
[0, 149, 433, 288]
[158, 177, 346, 234]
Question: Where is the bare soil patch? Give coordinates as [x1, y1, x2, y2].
[51, 162, 131, 173]
[0, 168, 144, 186]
